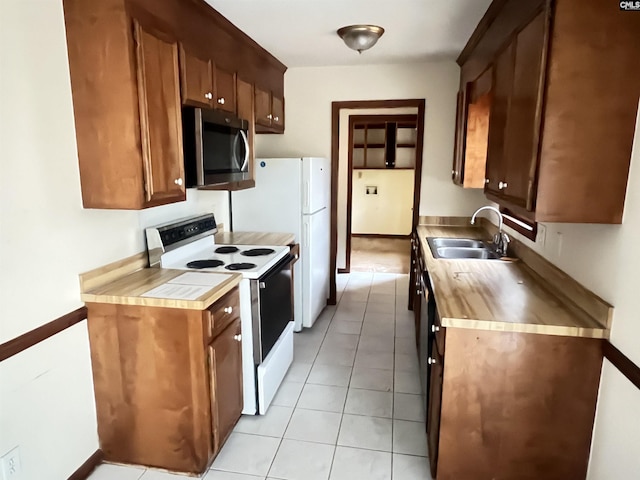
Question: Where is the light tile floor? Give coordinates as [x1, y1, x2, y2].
[88, 273, 432, 480]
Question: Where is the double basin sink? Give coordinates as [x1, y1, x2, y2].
[427, 237, 501, 260]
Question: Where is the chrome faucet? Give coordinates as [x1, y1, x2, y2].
[470, 206, 510, 256]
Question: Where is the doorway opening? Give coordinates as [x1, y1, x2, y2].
[329, 100, 426, 304]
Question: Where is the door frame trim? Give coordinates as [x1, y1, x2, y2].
[329, 99, 426, 304]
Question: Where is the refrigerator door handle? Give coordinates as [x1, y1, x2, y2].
[303, 180, 310, 212]
[304, 221, 310, 248]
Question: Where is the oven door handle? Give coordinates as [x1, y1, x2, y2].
[259, 254, 296, 285]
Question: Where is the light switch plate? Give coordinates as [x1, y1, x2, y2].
[537, 223, 547, 247]
[0, 447, 21, 480]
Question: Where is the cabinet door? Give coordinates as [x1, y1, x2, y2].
[427, 340, 444, 479]
[209, 318, 243, 453]
[178, 45, 213, 108]
[485, 41, 515, 199]
[502, 10, 549, 210]
[215, 67, 236, 113]
[255, 86, 272, 127]
[133, 19, 185, 206]
[272, 95, 284, 130]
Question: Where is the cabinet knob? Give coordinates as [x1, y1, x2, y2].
[174, 178, 183, 186]
[416, 289, 421, 295]
[267, 114, 273, 120]
[217, 97, 225, 105]
[205, 92, 213, 100]
[274, 116, 279, 122]
[499, 181, 508, 189]
[428, 357, 436, 365]
[432, 325, 440, 333]
[234, 334, 242, 342]
[224, 306, 233, 314]
[485, 178, 490, 184]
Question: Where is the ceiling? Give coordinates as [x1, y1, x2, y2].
[206, 0, 492, 67]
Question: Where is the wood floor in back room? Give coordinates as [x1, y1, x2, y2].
[350, 237, 411, 274]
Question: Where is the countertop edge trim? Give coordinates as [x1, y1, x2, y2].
[440, 318, 607, 339]
[0, 306, 88, 362]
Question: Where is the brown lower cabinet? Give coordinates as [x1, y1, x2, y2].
[428, 326, 602, 480]
[85, 287, 243, 474]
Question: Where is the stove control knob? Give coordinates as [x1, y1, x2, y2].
[224, 306, 233, 314]
[234, 334, 242, 342]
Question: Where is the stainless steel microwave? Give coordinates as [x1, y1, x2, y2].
[182, 107, 250, 187]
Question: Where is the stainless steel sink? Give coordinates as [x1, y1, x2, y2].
[430, 238, 486, 249]
[434, 247, 500, 260]
[426, 237, 500, 260]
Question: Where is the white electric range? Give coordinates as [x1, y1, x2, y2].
[146, 214, 296, 415]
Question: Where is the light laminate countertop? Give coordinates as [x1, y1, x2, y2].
[81, 268, 242, 310]
[214, 231, 295, 246]
[417, 225, 607, 338]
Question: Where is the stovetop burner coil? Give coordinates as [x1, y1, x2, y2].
[241, 248, 276, 257]
[215, 246, 240, 254]
[225, 262, 258, 271]
[186, 259, 225, 269]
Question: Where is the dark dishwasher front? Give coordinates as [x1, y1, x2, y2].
[420, 271, 436, 415]
[253, 254, 294, 362]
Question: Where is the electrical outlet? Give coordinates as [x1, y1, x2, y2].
[537, 223, 547, 247]
[0, 447, 21, 480]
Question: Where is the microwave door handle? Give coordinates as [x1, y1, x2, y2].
[239, 129, 250, 172]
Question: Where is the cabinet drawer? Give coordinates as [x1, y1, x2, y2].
[205, 288, 240, 339]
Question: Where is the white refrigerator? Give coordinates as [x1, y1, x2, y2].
[231, 157, 330, 331]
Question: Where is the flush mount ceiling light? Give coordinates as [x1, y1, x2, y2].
[337, 25, 385, 54]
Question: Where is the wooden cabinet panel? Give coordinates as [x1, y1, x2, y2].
[133, 19, 185, 206]
[485, 41, 514, 198]
[209, 318, 243, 453]
[215, 68, 236, 113]
[436, 328, 602, 480]
[502, 10, 548, 210]
[86, 303, 211, 473]
[272, 95, 284, 128]
[179, 45, 213, 108]
[255, 86, 271, 127]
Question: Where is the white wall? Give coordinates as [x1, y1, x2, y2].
[256, 63, 486, 267]
[482, 104, 640, 478]
[0, 1, 229, 478]
[352, 169, 414, 235]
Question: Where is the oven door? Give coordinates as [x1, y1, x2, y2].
[252, 254, 295, 362]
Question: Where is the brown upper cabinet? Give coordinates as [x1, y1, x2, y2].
[179, 45, 214, 109]
[178, 45, 237, 114]
[63, 0, 286, 209]
[255, 86, 285, 133]
[63, 3, 186, 209]
[456, 0, 640, 223]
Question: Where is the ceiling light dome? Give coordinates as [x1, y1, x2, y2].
[337, 25, 385, 54]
